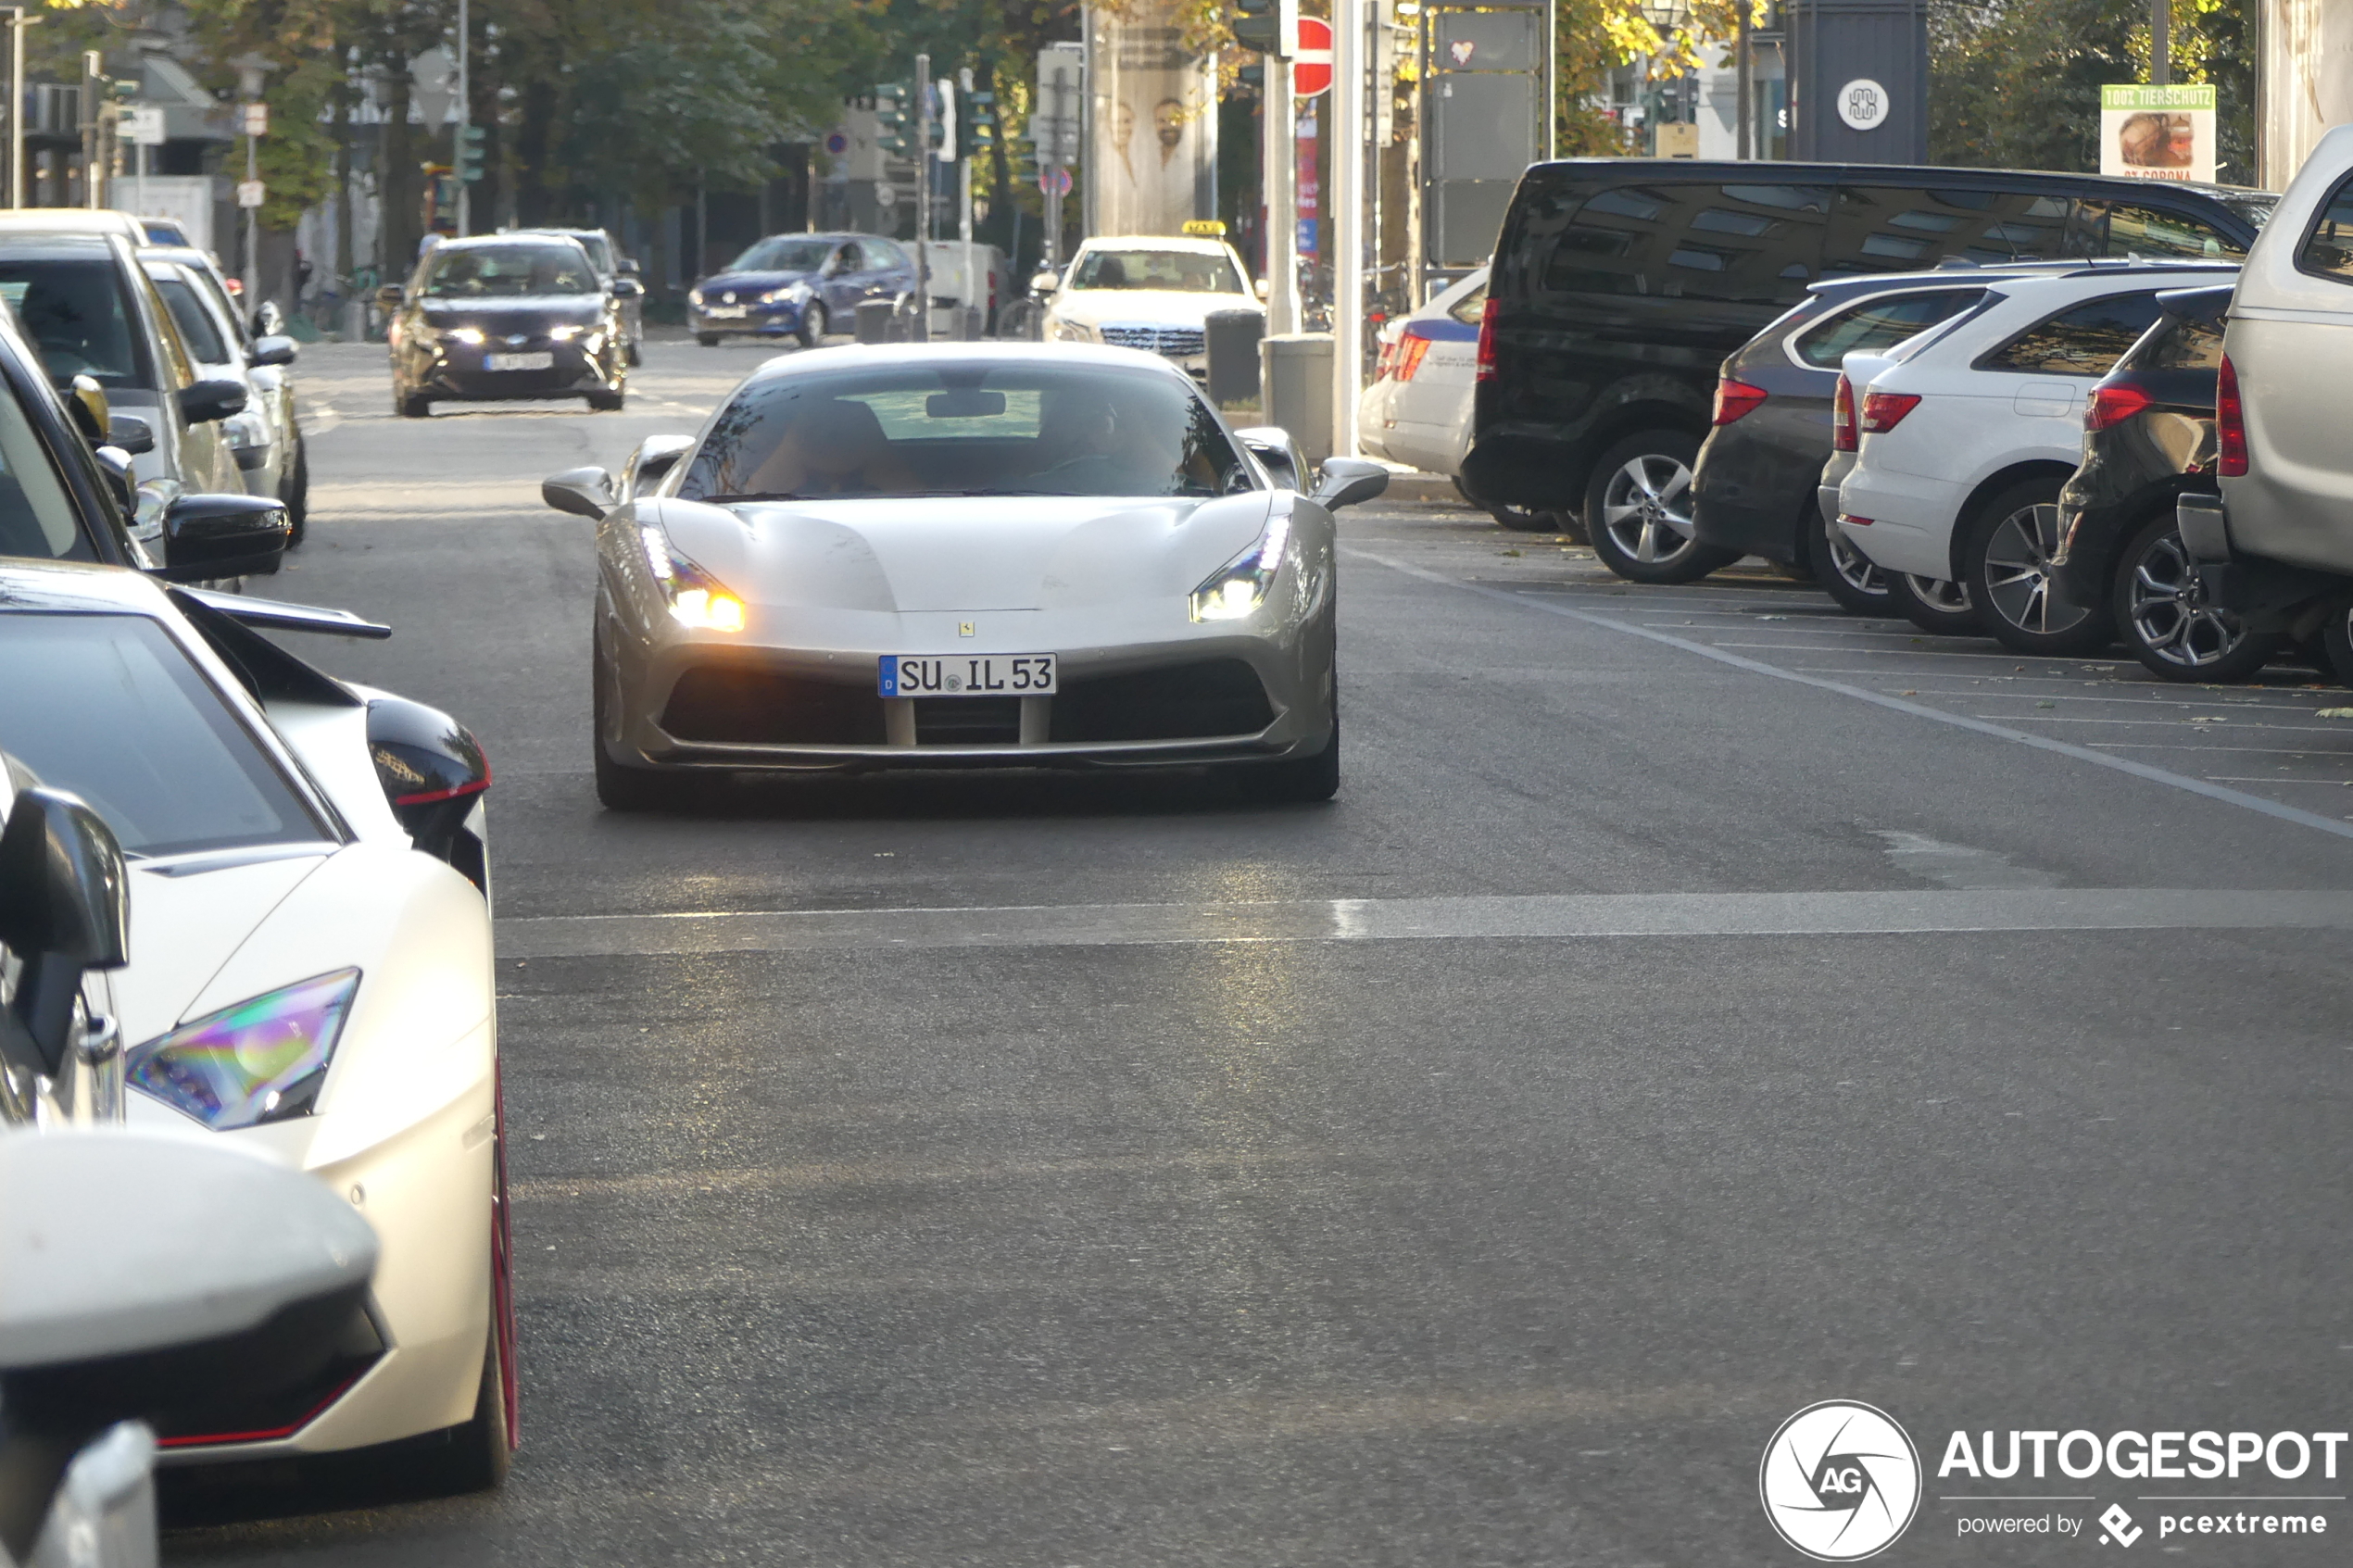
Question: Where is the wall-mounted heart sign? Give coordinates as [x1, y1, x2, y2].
[1449, 40, 1476, 64]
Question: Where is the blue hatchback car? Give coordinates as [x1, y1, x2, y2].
[689, 232, 917, 347]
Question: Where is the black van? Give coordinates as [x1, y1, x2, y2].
[1460, 162, 2271, 581]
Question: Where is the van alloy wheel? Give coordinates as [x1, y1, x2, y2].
[1582, 430, 1737, 584]
[1600, 453, 1695, 563]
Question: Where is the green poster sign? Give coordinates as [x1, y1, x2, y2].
[2101, 84, 2218, 112]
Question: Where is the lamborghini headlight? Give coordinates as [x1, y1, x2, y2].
[638, 522, 746, 632]
[125, 969, 360, 1131]
[1189, 510, 1292, 621]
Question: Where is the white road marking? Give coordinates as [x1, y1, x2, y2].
[497, 888, 2353, 958]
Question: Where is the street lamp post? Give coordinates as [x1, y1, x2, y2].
[5, 8, 38, 210]
[232, 54, 274, 305]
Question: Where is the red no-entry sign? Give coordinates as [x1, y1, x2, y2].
[1292, 17, 1332, 98]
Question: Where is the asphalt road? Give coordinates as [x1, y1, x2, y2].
[166, 340, 2353, 1566]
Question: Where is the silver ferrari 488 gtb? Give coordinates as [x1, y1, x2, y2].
[544, 343, 1390, 809]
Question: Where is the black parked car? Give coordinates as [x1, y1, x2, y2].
[2049, 283, 2276, 681]
[1692, 269, 2039, 602]
[1465, 160, 2271, 583]
[689, 232, 918, 347]
[381, 234, 633, 419]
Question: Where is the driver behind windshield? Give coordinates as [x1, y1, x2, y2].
[423, 244, 596, 297]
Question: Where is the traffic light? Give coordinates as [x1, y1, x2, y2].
[1233, 0, 1280, 53]
[458, 123, 487, 183]
[960, 90, 997, 158]
[874, 82, 910, 155]
[107, 78, 138, 107]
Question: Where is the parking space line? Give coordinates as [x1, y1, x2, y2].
[1349, 544, 2353, 844]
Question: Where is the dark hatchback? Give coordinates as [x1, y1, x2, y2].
[382, 235, 631, 418]
[1464, 160, 2271, 583]
[2048, 283, 2278, 681]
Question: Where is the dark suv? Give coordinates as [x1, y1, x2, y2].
[1464, 161, 2271, 582]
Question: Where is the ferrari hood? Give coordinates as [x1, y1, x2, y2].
[649, 493, 1276, 614]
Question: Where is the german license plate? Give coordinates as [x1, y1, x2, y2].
[704, 306, 748, 320]
[484, 351, 553, 371]
[879, 654, 1056, 697]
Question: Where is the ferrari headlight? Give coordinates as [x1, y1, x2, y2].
[638, 522, 746, 633]
[547, 323, 585, 342]
[125, 969, 360, 1131]
[1051, 320, 1098, 344]
[1189, 511, 1292, 621]
[440, 326, 485, 346]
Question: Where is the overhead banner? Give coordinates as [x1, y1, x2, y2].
[1084, 0, 1218, 234]
[2099, 83, 2218, 183]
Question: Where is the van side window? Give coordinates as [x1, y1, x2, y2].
[2295, 175, 2353, 283]
[1831, 187, 2072, 271]
[1980, 292, 2167, 376]
[1539, 183, 1828, 303]
[2075, 200, 2240, 259]
[1790, 288, 1984, 369]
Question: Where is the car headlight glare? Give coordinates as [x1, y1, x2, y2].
[547, 324, 585, 342]
[1189, 511, 1292, 621]
[440, 326, 486, 345]
[688, 288, 705, 306]
[638, 522, 747, 632]
[125, 969, 360, 1131]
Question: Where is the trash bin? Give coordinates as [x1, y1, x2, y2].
[1204, 309, 1265, 406]
[1259, 333, 1334, 468]
[856, 298, 896, 345]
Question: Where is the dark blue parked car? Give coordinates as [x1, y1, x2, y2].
[689, 232, 917, 347]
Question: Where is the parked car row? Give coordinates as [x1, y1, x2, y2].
[0, 208, 311, 559]
[1443, 156, 2318, 685]
[0, 227, 515, 1547]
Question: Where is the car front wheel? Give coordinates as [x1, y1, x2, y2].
[799, 303, 827, 347]
[1583, 430, 1739, 584]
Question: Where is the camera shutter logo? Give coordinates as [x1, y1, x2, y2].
[1759, 1400, 1921, 1561]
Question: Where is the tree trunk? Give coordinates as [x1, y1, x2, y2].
[380, 55, 421, 276]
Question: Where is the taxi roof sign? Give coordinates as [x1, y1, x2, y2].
[1180, 219, 1227, 237]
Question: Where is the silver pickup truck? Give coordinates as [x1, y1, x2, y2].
[2181, 122, 2353, 670]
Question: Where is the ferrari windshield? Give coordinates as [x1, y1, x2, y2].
[729, 237, 837, 273]
[422, 243, 598, 298]
[676, 361, 1250, 501]
[1068, 248, 1245, 293]
[0, 612, 326, 857]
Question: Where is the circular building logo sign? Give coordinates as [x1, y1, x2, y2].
[1759, 1401, 1921, 1561]
[1836, 79, 1890, 132]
